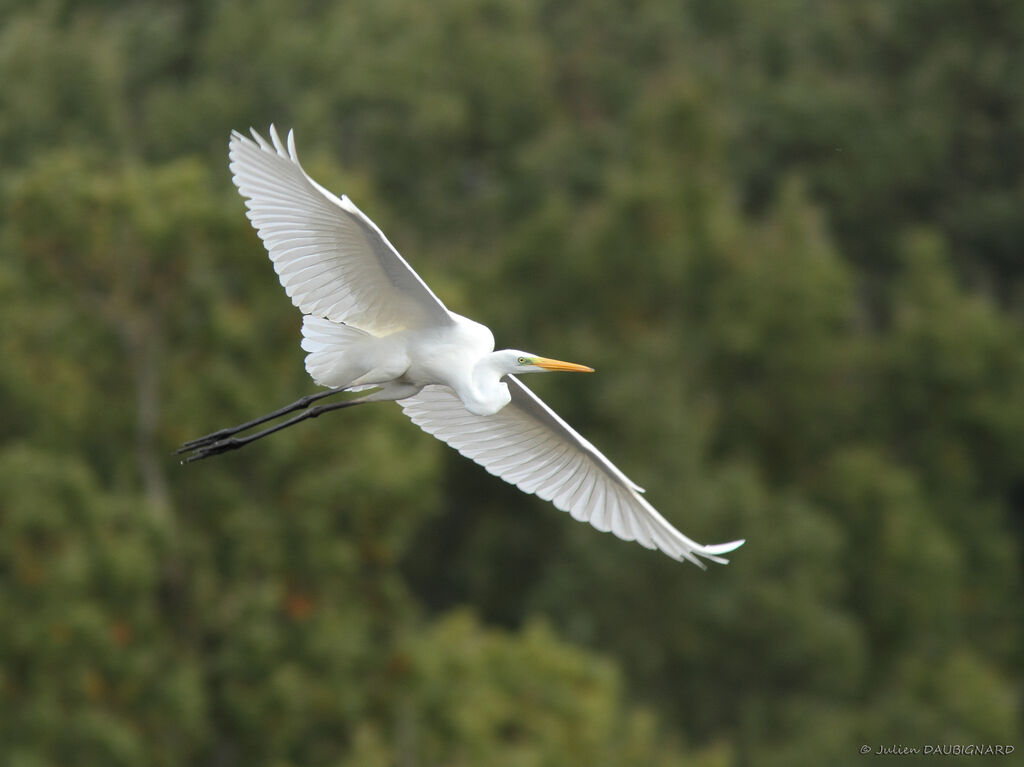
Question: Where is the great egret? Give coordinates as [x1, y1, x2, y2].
[178, 126, 744, 567]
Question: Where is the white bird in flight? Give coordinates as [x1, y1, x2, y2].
[179, 126, 744, 568]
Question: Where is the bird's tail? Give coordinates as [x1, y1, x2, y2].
[300, 315, 374, 388]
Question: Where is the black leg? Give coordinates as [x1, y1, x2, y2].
[179, 398, 368, 463]
[177, 389, 345, 454]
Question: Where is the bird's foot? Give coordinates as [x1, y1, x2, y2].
[179, 436, 246, 463]
[176, 427, 241, 453]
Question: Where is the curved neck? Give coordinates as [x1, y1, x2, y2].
[465, 353, 513, 416]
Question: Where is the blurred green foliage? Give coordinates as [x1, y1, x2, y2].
[1, 1, 1022, 764]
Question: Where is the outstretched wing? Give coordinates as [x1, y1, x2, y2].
[400, 377, 744, 567]
[229, 126, 453, 335]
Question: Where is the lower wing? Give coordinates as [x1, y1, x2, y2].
[399, 376, 744, 567]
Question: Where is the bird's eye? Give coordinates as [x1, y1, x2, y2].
[517, 356, 529, 365]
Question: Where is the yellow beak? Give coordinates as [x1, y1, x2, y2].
[532, 356, 595, 373]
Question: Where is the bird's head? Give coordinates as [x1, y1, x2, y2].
[498, 349, 595, 375]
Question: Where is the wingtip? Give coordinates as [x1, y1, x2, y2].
[287, 128, 299, 161]
[704, 538, 746, 556]
[686, 538, 745, 567]
[269, 124, 289, 157]
[233, 125, 299, 163]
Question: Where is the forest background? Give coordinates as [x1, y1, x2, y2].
[1, 1, 1022, 765]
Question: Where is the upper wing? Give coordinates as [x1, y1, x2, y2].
[229, 126, 453, 335]
[400, 376, 744, 567]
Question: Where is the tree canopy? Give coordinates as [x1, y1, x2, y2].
[1, 1, 1021, 764]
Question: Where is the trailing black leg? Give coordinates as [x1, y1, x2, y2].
[177, 389, 345, 454]
[179, 399, 369, 463]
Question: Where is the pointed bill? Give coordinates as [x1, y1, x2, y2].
[532, 356, 595, 373]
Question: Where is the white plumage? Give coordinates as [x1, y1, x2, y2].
[230, 126, 451, 334]
[182, 125, 744, 568]
[402, 379, 743, 566]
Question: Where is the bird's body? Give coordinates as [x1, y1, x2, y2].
[304, 311, 514, 416]
[179, 126, 744, 568]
